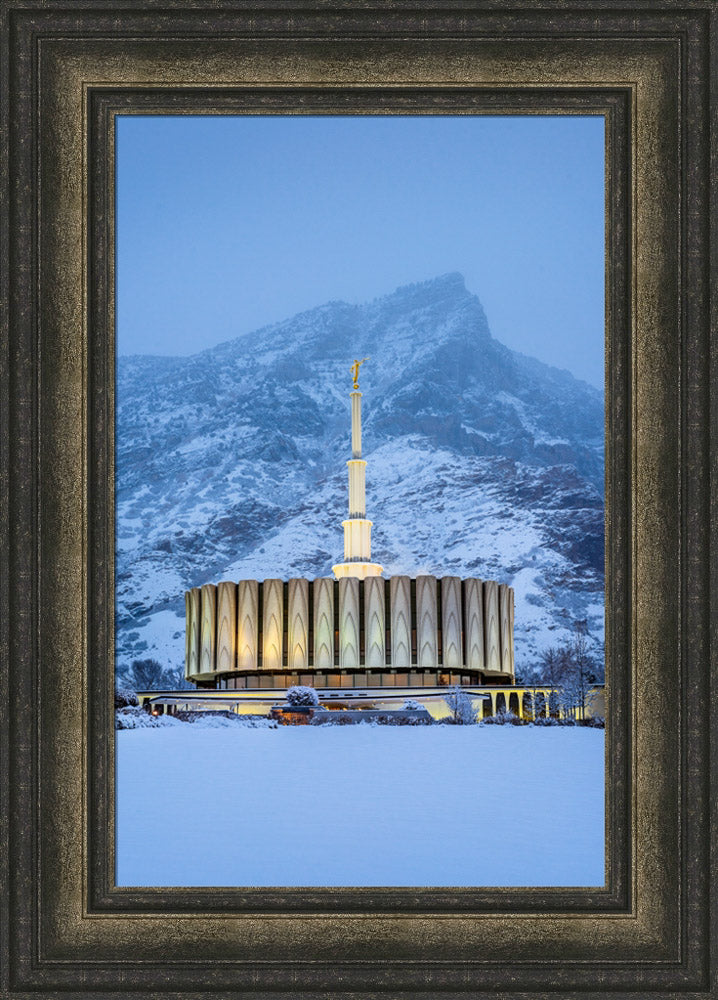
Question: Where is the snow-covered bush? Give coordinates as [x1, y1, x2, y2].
[482, 709, 521, 726]
[319, 711, 355, 725]
[115, 686, 139, 710]
[115, 707, 184, 730]
[584, 716, 605, 728]
[444, 685, 479, 725]
[403, 699, 423, 711]
[239, 716, 279, 729]
[285, 685, 319, 707]
[189, 714, 278, 729]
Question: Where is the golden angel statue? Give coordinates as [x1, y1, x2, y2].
[350, 357, 370, 390]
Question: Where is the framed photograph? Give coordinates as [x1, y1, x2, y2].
[1, 2, 714, 997]
[114, 111, 607, 891]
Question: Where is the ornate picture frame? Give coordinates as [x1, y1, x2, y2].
[1, 3, 714, 996]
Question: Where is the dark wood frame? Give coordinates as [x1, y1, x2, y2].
[1, 2, 714, 996]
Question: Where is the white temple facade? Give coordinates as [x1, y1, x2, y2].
[185, 572, 514, 687]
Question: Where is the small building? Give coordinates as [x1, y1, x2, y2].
[137, 685, 604, 722]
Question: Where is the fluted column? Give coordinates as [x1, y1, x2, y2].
[499, 583, 512, 677]
[416, 575, 438, 668]
[216, 581, 237, 674]
[484, 580, 501, 673]
[441, 576, 462, 670]
[390, 575, 411, 669]
[237, 579, 258, 669]
[288, 577, 309, 671]
[463, 578, 485, 672]
[200, 583, 217, 674]
[185, 587, 201, 679]
[338, 576, 360, 668]
[313, 577, 334, 669]
[262, 578, 283, 671]
[364, 576, 386, 668]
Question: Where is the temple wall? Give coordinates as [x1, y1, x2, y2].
[185, 575, 515, 681]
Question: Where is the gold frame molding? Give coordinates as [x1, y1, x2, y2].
[1, 3, 714, 997]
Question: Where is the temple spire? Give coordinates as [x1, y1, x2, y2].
[332, 359, 383, 581]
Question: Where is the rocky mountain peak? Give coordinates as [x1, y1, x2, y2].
[116, 275, 605, 679]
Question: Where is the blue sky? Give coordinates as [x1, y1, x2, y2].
[117, 115, 604, 389]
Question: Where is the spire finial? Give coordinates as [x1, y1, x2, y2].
[350, 357, 370, 390]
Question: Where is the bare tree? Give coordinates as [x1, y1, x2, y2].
[161, 664, 193, 690]
[537, 646, 563, 687]
[568, 620, 595, 720]
[126, 658, 166, 690]
[547, 621, 597, 720]
[534, 621, 597, 721]
[125, 658, 190, 691]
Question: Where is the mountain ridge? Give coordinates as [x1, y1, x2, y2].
[116, 273, 605, 679]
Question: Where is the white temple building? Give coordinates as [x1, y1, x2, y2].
[181, 359, 517, 713]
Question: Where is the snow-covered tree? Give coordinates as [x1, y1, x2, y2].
[286, 685, 320, 707]
[123, 658, 189, 691]
[534, 620, 599, 721]
[537, 646, 563, 687]
[568, 620, 596, 720]
[444, 685, 479, 725]
[126, 658, 166, 690]
[161, 664, 193, 690]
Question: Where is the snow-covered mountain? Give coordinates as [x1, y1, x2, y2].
[116, 273, 604, 678]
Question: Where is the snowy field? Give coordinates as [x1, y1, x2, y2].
[116, 725, 604, 887]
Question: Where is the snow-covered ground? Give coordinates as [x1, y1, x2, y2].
[116, 725, 604, 887]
